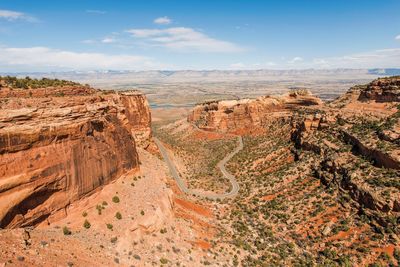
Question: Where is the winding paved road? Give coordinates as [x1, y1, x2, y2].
[154, 135, 243, 200]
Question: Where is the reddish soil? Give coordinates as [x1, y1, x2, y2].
[174, 197, 213, 218]
[325, 225, 367, 242]
[192, 130, 226, 140]
[262, 193, 280, 201]
[190, 240, 212, 250]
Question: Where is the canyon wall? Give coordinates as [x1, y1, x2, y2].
[291, 78, 400, 229]
[0, 86, 151, 228]
[188, 90, 322, 133]
[331, 76, 400, 108]
[358, 76, 400, 102]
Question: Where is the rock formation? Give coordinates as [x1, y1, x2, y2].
[290, 77, 400, 230]
[331, 76, 400, 108]
[358, 76, 400, 102]
[0, 85, 151, 228]
[189, 77, 400, 239]
[188, 90, 322, 133]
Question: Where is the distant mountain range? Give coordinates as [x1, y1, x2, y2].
[2, 68, 399, 86]
[368, 68, 400, 76]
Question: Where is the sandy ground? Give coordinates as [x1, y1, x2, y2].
[0, 147, 227, 267]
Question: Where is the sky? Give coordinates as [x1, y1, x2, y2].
[0, 0, 400, 71]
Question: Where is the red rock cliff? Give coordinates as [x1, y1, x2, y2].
[0, 86, 151, 228]
[188, 90, 322, 133]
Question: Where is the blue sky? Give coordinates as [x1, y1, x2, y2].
[0, 0, 400, 71]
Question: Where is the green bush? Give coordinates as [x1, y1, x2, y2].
[0, 76, 84, 89]
[112, 196, 120, 203]
[96, 205, 103, 215]
[63, 226, 72, 235]
[83, 219, 91, 229]
[0, 76, 83, 89]
[115, 212, 122, 220]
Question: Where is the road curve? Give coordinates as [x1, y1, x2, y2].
[154, 135, 243, 200]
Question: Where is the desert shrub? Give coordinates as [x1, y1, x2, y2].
[112, 196, 120, 203]
[83, 219, 91, 229]
[96, 205, 103, 215]
[63, 226, 72, 235]
[115, 212, 122, 220]
[0, 76, 83, 89]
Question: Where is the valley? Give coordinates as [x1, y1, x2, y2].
[0, 76, 399, 266]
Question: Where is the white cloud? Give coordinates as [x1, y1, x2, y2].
[396, 35, 400, 40]
[154, 16, 172, 25]
[126, 27, 243, 53]
[230, 62, 245, 69]
[288, 56, 303, 64]
[276, 49, 400, 69]
[101, 37, 116, 43]
[0, 9, 37, 22]
[253, 62, 276, 68]
[230, 61, 277, 70]
[0, 46, 165, 71]
[81, 39, 96, 44]
[311, 48, 400, 69]
[86, 10, 106, 15]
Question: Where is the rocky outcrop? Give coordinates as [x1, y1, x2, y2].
[358, 76, 400, 102]
[292, 115, 400, 232]
[0, 87, 151, 228]
[332, 76, 400, 107]
[314, 157, 396, 213]
[119, 91, 152, 148]
[341, 130, 400, 170]
[188, 90, 322, 133]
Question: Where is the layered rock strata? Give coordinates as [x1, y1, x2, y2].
[188, 90, 322, 133]
[0, 86, 151, 228]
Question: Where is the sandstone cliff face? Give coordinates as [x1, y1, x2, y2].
[331, 76, 400, 108]
[119, 92, 152, 148]
[358, 76, 400, 102]
[0, 87, 151, 228]
[188, 91, 322, 133]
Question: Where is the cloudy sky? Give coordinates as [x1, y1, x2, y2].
[0, 0, 400, 71]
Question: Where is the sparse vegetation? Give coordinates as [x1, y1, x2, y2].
[83, 219, 91, 229]
[112, 196, 120, 203]
[63, 226, 72, 235]
[0, 76, 83, 89]
[96, 204, 103, 215]
[160, 258, 168, 264]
